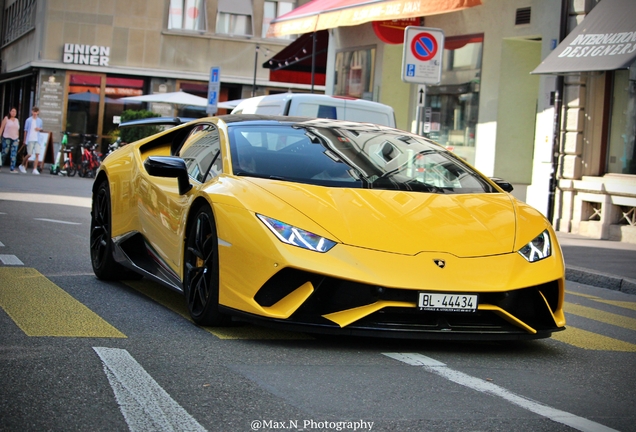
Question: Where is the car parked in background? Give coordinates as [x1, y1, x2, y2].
[231, 93, 396, 127]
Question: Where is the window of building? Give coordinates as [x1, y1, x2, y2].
[333, 47, 376, 100]
[422, 34, 483, 165]
[168, 0, 206, 31]
[216, 0, 253, 36]
[607, 65, 636, 175]
[263, 1, 295, 39]
[2, 0, 36, 46]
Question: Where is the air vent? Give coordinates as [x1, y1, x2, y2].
[515, 7, 531, 25]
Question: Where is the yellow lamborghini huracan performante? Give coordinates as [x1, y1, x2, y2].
[90, 115, 566, 340]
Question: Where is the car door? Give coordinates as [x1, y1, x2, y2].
[138, 123, 222, 276]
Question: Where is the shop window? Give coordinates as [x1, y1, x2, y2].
[607, 66, 636, 175]
[66, 74, 146, 151]
[103, 77, 145, 144]
[67, 75, 101, 135]
[263, 1, 294, 39]
[216, 0, 253, 36]
[334, 47, 376, 100]
[422, 34, 483, 165]
[168, 0, 206, 31]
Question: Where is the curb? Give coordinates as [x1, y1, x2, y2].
[566, 265, 636, 295]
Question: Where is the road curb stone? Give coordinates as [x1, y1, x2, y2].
[566, 265, 636, 295]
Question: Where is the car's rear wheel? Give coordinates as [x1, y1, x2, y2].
[183, 205, 230, 326]
[90, 179, 140, 280]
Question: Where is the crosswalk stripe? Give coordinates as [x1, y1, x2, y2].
[384, 353, 619, 432]
[123, 279, 311, 340]
[551, 326, 636, 352]
[94, 347, 206, 432]
[564, 302, 636, 331]
[567, 290, 636, 311]
[0, 267, 125, 338]
[0, 254, 23, 265]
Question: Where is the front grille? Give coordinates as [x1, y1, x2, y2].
[254, 269, 561, 333]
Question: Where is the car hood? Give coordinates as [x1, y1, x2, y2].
[248, 179, 517, 257]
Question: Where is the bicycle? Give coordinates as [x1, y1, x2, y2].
[78, 134, 101, 178]
[56, 132, 77, 177]
[60, 147, 78, 177]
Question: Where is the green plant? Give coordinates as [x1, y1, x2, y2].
[119, 109, 161, 143]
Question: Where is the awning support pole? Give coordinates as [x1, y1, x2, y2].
[252, 46, 259, 97]
[311, 32, 317, 93]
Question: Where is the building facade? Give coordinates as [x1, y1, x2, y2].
[0, 0, 316, 152]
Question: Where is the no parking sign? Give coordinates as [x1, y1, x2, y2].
[402, 27, 444, 85]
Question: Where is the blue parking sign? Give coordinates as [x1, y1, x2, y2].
[207, 66, 220, 115]
[407, 64, 416, 77]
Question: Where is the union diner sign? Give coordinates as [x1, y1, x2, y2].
[63, 44, 110, 66]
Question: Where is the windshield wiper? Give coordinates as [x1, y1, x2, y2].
[234, 171, 291, 181]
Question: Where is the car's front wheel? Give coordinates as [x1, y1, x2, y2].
[90, 179, 140, 280]
[183, 205, 230, 326]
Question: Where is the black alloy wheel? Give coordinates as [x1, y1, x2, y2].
[183, 205, 230, 326]
[90, 180, 139, 280]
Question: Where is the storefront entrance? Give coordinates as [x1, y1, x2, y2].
[65, 73, 145, 150]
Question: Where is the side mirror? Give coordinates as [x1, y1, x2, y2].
[490, 177, 514, 193]
[144, 156, 192, 195]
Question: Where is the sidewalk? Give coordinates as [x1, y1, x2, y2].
[557, 232, 636, 294]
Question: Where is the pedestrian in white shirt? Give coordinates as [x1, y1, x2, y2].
[20, 107, 43, 174]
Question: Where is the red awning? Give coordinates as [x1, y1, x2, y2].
[263, 30, 328, 85]
[267, 0, 482, 37]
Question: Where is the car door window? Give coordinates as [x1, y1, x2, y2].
[178, 124, 222, 183]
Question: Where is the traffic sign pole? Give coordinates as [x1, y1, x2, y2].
[401, 27, 443, 135]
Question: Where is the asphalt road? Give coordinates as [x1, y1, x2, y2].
[1, 170, 635, 432]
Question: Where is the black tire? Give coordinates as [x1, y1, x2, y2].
[66, 161, 76, 177]
[78, 161, 88, 178]
[90, 180, 141, 280]
[183, 205, 230, 326]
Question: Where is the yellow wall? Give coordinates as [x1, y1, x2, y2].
[494, 39, 541, 184]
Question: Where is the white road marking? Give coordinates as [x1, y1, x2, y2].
[0, 241, 4, 246]
[0, 192, 91, 208]
[34, 218, 82, 225]
[93, 347, 207, 432]
[0, 255, 23, 265]
[383, 353, 619, 432]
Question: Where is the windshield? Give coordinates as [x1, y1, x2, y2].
[228, 120, 496, 194]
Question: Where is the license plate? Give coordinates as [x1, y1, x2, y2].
[418, 292, 478, 312]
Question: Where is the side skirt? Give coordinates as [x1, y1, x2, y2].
[112, 232, 183, 293]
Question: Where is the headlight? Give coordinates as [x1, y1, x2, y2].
[257, 214, 336, 253]
[518, 230, 552, 262]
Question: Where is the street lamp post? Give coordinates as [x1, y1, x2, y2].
[252, 46, 259, 97]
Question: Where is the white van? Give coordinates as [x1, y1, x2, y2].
[231, 93, 396, 127]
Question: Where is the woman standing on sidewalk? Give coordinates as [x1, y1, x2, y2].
[0, 107, 20, 173]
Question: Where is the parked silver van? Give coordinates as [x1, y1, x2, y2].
[231, 93, 396, 127]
